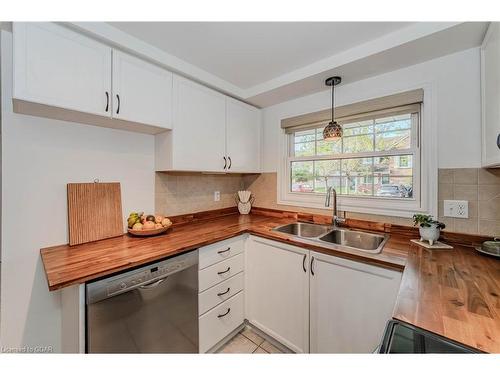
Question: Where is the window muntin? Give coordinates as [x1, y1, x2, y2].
[289, 112, 419, 200]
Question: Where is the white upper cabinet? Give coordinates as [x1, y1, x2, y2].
[13, 22, 112, 117]
[12, 22, 172, 134]
[112, 50, 172, 129]
[155, 75, 262, 173]
[169, 75, 227, 172]
[245, 236, 310, 353]
[309, 251, 401, 353]
[225, 98, 261, 173]
[481, 22, 500, 167]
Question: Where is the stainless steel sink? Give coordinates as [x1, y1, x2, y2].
[273, 222, 332, 238]
[272, 222, 388, 254]
[318, 229, 387, 253]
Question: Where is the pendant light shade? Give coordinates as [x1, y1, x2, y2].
[323, 76, 342, 141]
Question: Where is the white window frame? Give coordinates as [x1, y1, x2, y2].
[277, 86, 437, 218]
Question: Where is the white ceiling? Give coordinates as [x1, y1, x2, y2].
[72, 22, 489, 107]
[109, 22, 413, 88]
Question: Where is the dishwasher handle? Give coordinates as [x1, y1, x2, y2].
[138, 276, 169, 289]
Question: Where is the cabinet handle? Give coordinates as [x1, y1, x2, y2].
[116, 94, 121, 114]
[228, 157, 232, 170]
[217, 267, 231, 275]
[105, 91, 109, 112]
[217, 287, 231, 297]
[223, 156, 227, 170]
[497, 133, 500, 149]
[302, 254, 307, 273]
[310, 256, 315, 276]
[217, 308, 231, 318]
[217, 247, 231, 255]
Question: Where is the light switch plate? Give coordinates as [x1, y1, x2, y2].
[214, 191, 220, 202]
[443, 200, 469, 218]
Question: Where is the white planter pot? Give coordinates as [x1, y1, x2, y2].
[419, 224, 441, 246]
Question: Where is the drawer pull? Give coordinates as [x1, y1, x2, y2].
[217, 247, 231, 255]
[217, 308, 231, 318]
[217, 287, 231, 297]
[217, 267, 231, 275]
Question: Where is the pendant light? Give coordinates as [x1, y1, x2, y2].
[323, 76, 342, 141]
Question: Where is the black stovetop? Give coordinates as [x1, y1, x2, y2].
[379, 320, 481, 354]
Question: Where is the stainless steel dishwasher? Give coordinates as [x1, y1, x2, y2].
[86, 250, 198, 353]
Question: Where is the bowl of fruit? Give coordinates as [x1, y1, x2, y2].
[127, 212, 172, 237]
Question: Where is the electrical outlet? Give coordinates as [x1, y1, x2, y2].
[214, 191, 220, 202]
[443, 200, 469, 218]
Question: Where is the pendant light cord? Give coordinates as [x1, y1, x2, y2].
[331, 82, 335, 123]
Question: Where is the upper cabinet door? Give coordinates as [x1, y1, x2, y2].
[112, 51, 173, 129]
[13, 23, 112, 117]
[171, 75, 227, 172]
[226, 98, 261, 173]
[481, 23, 500, 167]
[309, 251, 401, 353]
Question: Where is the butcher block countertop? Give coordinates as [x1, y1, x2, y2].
[40, 210, 500, 353]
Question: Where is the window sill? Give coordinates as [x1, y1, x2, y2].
[277, 193, 428, 218]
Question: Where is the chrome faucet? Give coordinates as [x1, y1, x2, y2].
[325, 186, 346, 227]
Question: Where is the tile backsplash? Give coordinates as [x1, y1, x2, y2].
[438, 168, 500, 236]
[155, 168, 500, 237]
[155, 172, 244, 216]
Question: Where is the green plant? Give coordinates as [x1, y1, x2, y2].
[412, 214, 446, 229]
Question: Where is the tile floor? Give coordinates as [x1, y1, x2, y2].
[217, 326, 286, 354]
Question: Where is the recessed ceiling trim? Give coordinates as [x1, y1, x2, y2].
[244, 22, 460, 98]
[64, 21, 483, 109]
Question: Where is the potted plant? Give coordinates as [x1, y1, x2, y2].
[412, 214, 446, 246]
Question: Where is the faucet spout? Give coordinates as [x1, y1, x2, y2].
[325, 186, 345, 227]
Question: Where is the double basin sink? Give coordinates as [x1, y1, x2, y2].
[272, 222, 388, 254]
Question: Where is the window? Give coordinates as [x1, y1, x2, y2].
[280, 104, 424, 217]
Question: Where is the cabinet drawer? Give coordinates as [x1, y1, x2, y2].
[199, 253, 244, 292]
[198, 272, 244, 315]
[199, 236, 245, 270]
[199, 291, 244, 353]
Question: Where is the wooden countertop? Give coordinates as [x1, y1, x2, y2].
[393, 242, 500, 353]
[40, 213, 407, 290]
[40, 212, 500, 353]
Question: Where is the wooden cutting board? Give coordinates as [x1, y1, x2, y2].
[67, 182, 123, 246]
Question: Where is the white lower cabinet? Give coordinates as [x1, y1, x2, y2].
[309, 251, 402, 353]
[198, 272, 244, 315]
[245, 236, 310, 353]
[199, 253, 244, 292]
[198, 236, 246, 353]
[199, 291, 245, 353]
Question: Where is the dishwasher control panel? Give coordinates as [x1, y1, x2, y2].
[86, 250, 198, 304]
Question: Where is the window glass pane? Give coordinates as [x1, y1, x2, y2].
[342, 120, 373, 136]
[289, 110, 417, 200]
[373, 155, 413, 198]
[291, 161, 314, 193]
[294, 141, 315, 157]
[375, 129, 411, 151]
[375, 113, 411, 127]
[314, 160, 340, 193]
[343, 134, 374, 153]
[341, 158, 373, 196]
[294, 129, 315, 143]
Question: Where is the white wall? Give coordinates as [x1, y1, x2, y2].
[0, 31, 155, 351]
[261, 47, 482, 172]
